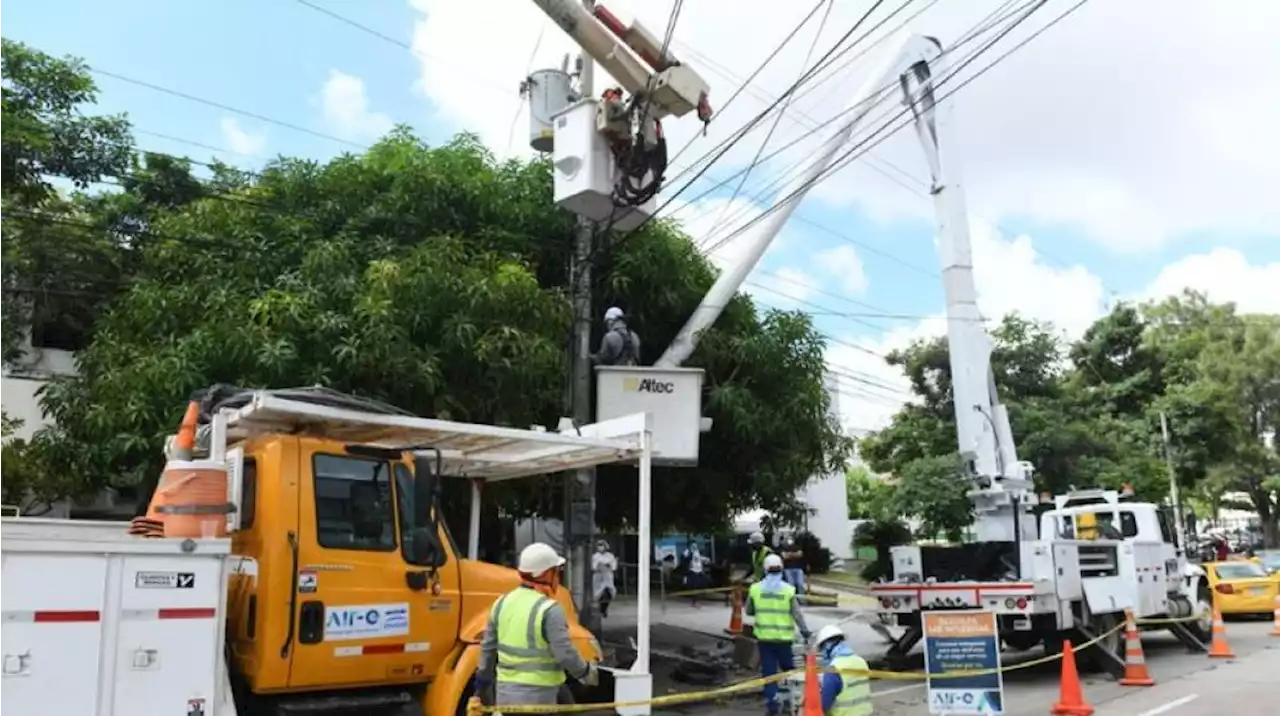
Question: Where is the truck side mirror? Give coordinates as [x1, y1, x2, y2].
[410, 449, 445, 567]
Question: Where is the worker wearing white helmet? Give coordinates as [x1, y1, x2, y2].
[476, 543, 598, 707]
[591, 306, 641, 366]
[748, 531, 775, 582]
[813, 624, 873, 715]
[747, 553, 811, 715]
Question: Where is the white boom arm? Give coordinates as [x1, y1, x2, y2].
[656, 33, 1035, 541]
[530, 0, 709, 119]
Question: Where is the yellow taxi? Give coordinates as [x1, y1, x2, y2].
[1205, 560, 1279, 615]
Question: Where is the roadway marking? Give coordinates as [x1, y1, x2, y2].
[1136, 694, 1200, 715]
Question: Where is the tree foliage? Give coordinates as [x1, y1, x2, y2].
[1, 41, 851, 531]
[862, 292, 1280, 547]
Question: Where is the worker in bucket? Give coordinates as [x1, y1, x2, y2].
[747, 531, 774, 583]
[747, 553, 811, 716]
[475, 542, 598, 707]
[591, 306, 641, 366]
[813, 624, 873, 715]
[592, 539, 618, 618]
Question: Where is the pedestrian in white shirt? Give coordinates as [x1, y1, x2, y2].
[591, 540, 618, 617]
[683, 543, 710, 607]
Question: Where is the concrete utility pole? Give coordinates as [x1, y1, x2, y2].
[1160, 411, 1187, 553]
[567, 0, 600, 635]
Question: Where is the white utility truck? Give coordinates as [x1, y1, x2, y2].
[838, 36, 1214, 673]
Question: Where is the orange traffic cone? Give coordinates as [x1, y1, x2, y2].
[1051, 640, 1094, 716]
[802, 653, 823, 716]
[1270, 593, 1280, 637]
[1207, 600, 1236, 659]
[725, 585, 744, 636]
[1118, 609, 1155, 686]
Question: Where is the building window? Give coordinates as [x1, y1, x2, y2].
[312, 454, 395, 551]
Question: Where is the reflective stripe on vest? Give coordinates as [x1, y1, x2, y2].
[493, 588, 566, 687]
[748, 581, 796, 642]
[830, 654, 873, 716]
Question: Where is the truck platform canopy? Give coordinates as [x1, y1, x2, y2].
[198, 387, 647, 481]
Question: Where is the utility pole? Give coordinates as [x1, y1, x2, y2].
[567, 0, 600, 636]
[1160, 411, 1187, 553]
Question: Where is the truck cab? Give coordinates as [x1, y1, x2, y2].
[224, 434, 602, 715]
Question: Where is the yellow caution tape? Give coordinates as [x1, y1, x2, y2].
[471, 610, 1208, 713]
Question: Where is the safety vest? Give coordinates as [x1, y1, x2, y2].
[748, 581, 796, 642]
[492, 588, 565, 687]
[751, 546, 774, 580]
[828, 653, 873, 716]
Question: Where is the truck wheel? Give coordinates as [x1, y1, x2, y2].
[1042, 633, 1064, 658]
[1079, 613, 1124, 674]
[1184, 585, 1213, 643]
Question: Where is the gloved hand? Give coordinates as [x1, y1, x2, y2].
[580, 663, 600, 687]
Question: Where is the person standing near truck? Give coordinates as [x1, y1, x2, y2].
[476, 543, 598, 707]
[747, 553, 811, 716]
[591, 539, 617, 618]
[748, 531, 774, 582]
[780, 534, 806, 594]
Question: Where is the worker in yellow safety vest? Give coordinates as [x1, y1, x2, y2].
[814, 624, 873, 715]
[747, 553, 811, 715]
[475, 543, 599, 707]
[748, 531, 774, 582]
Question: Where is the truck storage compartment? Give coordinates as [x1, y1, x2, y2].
[919, 542, 1020, 582]
[1, 518, 230, 716]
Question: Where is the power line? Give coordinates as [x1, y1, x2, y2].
[89, 68, 367, 150]
[699, 0, 1077, 261]
[699, 0, 836, 251]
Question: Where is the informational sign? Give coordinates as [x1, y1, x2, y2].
[135, 571, 195, 589]
[923, 611, 1004, 715]
[324, 602, 410, 641]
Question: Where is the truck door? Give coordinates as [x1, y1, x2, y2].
[287, 446, 461, 689]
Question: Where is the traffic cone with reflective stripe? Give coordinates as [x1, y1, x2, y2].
[1270, 594, 1280, 637]
[725, 584, 744, 636]
[802, 653, 823, 716]
[1118, 609, 1155, 686]
[1207, 600, 1236, 659]
[1050, 640, 1094, 716]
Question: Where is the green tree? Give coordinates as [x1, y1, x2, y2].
[2, 39, 137, 363]
[22, 124, 848, 529]
[845, 463, 892, 519]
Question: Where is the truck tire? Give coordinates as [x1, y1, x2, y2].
[1183, 584, 1214, 643]
[1042, 633, 1064, 658]
[1078, 612, 1124, 674]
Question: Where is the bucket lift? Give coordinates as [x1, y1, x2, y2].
[526, 0, 713, 231]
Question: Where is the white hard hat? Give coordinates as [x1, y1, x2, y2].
[604, 306, 624, 322]
[748, 531, 765, 545]
[518, 542, 566, 577]
[763, 554, 784, 571]
[815, 624, 846, 648]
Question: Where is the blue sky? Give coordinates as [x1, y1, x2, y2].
[7, 0, 1279, 431]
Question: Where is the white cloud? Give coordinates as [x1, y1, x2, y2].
[219, 117, 267, 156]
[1138, 249, 1280, 315]
[815, 245, 868, 295]
[319, 69, 394, 140]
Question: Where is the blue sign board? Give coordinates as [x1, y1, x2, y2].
[923, 611, 1005, 714]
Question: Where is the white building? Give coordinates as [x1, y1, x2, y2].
[1, 338, 75, 440]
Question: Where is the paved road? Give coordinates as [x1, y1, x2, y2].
[601, 598, 1280, 715]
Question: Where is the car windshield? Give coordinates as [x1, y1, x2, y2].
[1215, 563, 1267, 579]
[1259, 553, 1280, 570]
